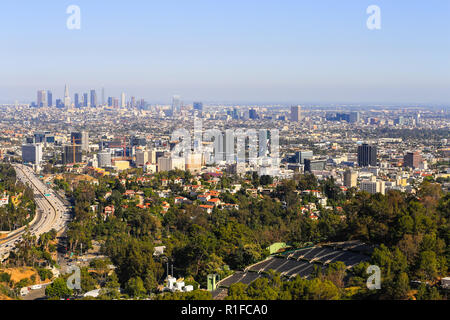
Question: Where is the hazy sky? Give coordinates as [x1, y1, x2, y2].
[0, 0, 449, 104]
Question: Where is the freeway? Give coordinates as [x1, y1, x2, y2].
[0, 164, 71, 262]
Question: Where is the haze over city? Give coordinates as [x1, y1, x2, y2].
[0, 0, 449, 104]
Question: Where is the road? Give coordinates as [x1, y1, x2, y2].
[0, 164, 71, 262]
[21, 283, 52, 300]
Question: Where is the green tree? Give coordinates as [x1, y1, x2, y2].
[0, 272, 11, 283]
[103, 273, 121, 299]
[227, 282, 249, 300]
[304, 278, 340, 300]
[45, 277, 73, 299]
[125, 276, 146, 298]
[246, 278, 278, 300]
[259, 175, 273, 186]
[80, 269, 98, 293]
[393, 272, 410, 300]
[417, 251, 438, 280]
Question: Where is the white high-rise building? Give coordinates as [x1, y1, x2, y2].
[121, 92, 126, 108]
[415, 113, 421, 125]
[222, 130, 235, 163]
[81, 131, 89, 152]
[64, 84, 71, 107]
[97, 151, 112, 168]
[37, 90, 47, 107]
[172, 95, 181, 115]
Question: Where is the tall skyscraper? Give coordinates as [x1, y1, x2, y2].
[55, 99, 62, 108]
[108, 97, 113, 107]
[101, 87, 105, 106]
[74, 93, 80, 108]
[214, 130, 237, 163]
[232, 107, 240, 120]
[47, 91, 53, 107]
[357, 143, 377, 167]
[138, 99, 146, 109]
[291, 105, 302, 122]
[83, 93, 89, 107]
[223, 130, 235, 162]
[415, 113, 421, 126]
[64, 85, 71, 107]
[90, 90, 97, 108]
[349, 111, 360, 123]
[37, 90, 47, 107]
[81, 131, 89, 152]
[121, 92, 126, 108]
[172, 95, 181, 115]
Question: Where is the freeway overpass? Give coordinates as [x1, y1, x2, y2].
[0, 164, 71, 262]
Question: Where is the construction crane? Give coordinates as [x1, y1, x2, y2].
[71, 135, 82, 164]
[120, 136, 132, 161]
[72, 136, 77, 164]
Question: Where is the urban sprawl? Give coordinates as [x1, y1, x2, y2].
[0, 86, 448, 300]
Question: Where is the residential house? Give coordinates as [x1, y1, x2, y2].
[103, 205, 115, 220]
[199, 205, 214, 214]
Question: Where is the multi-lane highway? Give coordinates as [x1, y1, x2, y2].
[0, 164, 71, 262]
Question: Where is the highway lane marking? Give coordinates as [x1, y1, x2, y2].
[1, 165, 69, 255]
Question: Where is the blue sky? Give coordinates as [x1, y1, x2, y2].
[0, 0, 449, 104]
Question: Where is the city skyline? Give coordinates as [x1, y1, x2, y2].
[8, 85, 450, 109]
[0, 0, 449, 104]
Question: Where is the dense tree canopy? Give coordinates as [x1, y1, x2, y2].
[55, 169, 449, 300]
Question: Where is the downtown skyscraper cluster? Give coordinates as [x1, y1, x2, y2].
[33, 86, 105, 108]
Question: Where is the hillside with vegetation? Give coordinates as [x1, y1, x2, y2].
[40, 169, 450, 300]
